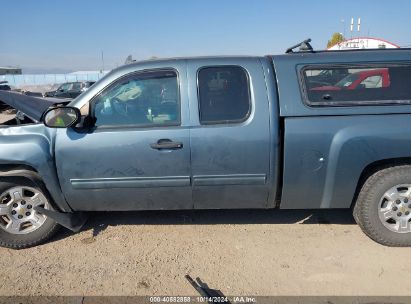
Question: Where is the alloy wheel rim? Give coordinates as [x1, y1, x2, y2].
[378, 184, 411, 233]
[0, 186, 48, 234]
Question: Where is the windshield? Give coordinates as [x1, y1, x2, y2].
[58, 83, 72, 91]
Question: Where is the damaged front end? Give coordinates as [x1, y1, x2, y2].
[0, 90, 81, 229]
[0, 90, 70, 126]
[0, 109, 36, 126]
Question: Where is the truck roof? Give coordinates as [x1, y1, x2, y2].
[110, 48, 411, 76]
[128, 47, 411, 64]
[109, 55, 262, 78]
[271, 47, 411, 64]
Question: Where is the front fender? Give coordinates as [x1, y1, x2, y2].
[0, 124, 71, 212]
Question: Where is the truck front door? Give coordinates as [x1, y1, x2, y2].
[187, 58, 272, 209]
[55, 66, 193, 211]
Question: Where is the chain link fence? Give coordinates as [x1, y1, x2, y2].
[1, 72, 108, 89]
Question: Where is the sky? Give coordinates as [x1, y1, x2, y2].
[1, 0, 411, 73]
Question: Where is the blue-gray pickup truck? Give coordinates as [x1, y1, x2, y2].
[1, 41, 411, 248]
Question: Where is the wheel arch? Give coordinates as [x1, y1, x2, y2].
[351, 158, 411, 209]
[0, 164, 39, 174]
[0, 164, 72, 212]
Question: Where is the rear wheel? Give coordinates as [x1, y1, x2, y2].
[354, 165, 411, 246]
[0, 177, 59, 249]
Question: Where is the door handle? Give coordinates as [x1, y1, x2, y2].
[150, 139, 183, 150]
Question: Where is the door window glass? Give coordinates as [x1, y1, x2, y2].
[93, 70, 180, 127]
[198, 66, 251, 124]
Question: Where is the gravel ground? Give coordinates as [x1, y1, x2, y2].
[1, 110, 410, 297]
[0, 208, 410, 296]
[0, 112, 14, 124]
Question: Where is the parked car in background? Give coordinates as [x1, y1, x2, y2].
[0, 81, 12, 110]
[305, 68, 349, 89]
[311, 68, 390, 91]
[0, 81, 11, 91]
[43, 81, 95, 98]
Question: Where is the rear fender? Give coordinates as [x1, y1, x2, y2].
[281, 114, 411, 209]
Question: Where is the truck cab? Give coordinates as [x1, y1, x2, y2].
[55, 57, 277, 211]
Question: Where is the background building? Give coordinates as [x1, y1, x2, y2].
[328, 37, 400, 50]
[0, 67, 22, 75]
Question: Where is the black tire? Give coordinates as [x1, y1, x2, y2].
[0, 176, 60, 249]
[354, 165, 411, 247]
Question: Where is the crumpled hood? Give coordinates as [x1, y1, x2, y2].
[0, 91, 70, 122]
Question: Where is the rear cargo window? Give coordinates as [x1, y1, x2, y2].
[198, 66, 251, 124]
[302, 64, 411, 106]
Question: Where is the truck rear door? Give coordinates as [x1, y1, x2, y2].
[187, 58, 274, 209]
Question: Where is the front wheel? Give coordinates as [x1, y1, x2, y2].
[0, 177, 59, 249]
[354, 165, 411, 246]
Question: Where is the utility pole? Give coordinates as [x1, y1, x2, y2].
[350, 17, 354, 39]
[357, 18, 361, 47]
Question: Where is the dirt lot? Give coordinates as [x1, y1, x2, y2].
[0, 112, 14, 124]
[0, 208, 410, 296]
[0, 111, 410, 297]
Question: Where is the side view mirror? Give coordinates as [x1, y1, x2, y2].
[43, 106, 80, 128]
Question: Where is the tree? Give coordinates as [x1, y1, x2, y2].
[327, 33, 345, 48]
